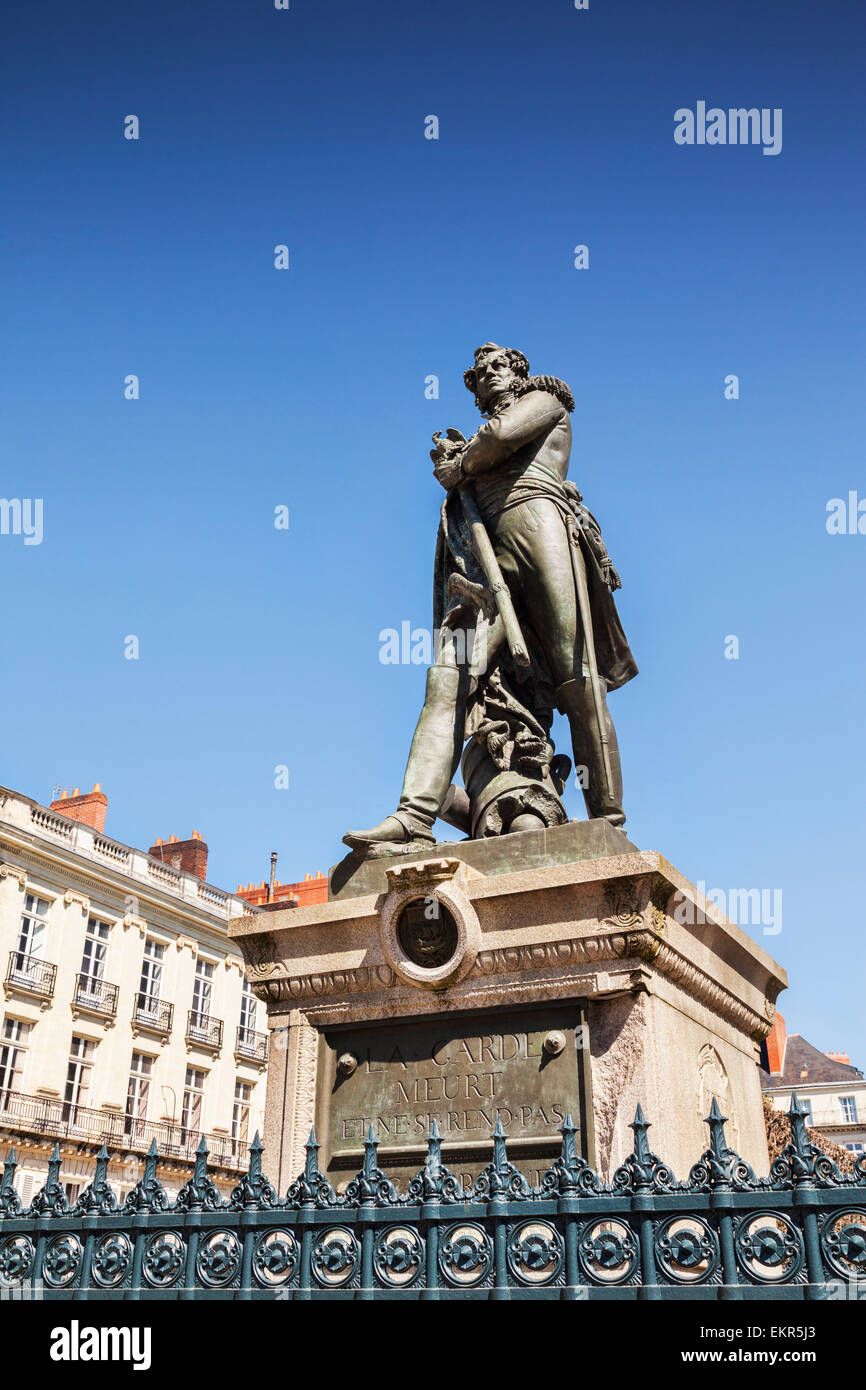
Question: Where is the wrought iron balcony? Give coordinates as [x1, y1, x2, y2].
[132, 992, 174, 1035]
[235, 1025, 268, 1063]
[0, 1089, 246, 1172]
[73, 972, 119, 1019]
[5, 950, 57, 1002]
[186, 1009, 223, 1050]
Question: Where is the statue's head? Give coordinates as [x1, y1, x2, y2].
[463, 343, 529, 413]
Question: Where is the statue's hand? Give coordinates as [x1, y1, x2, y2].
[430, 429, 467, 490]
[433, 452, 464, 491]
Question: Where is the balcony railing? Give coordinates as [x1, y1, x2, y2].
[5, 950, 57, 1001]
[73, 972, 119, 1019]
[235, 1025, 269, 1063]
[0, 1089, 248, 1172]
[131, 992, 174, 1035]
[186, 1009, 223, 1050]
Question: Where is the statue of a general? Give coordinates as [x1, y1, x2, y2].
[344, 343, 638, 858]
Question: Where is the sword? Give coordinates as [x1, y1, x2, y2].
[458, 482, 530, 668]
[567, 517, 615, 798]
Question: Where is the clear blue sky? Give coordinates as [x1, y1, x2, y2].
[1, 2, 864, 1062]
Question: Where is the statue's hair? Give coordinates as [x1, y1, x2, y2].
[463, 345, 574, 414]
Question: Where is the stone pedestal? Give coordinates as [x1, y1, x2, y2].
[229, 824, 787, 1192]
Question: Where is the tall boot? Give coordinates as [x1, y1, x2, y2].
[343, 664, 468, 854]
[555, 677, 626, 827]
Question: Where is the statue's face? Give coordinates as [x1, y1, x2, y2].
[473, 349, 517, 408]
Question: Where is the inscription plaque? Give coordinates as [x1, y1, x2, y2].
[316, 1005, 592, 1189]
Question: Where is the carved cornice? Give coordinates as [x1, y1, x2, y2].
[247, 915, 773, 1043]
[63, 890, 90, 914]
[0, 865, 27, 890]
[383, 857, 461, 891]
[122, 915, 147, 936]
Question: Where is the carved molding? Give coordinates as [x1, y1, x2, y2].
[0, 865, 27, 890]
[288, 1016, 319, 1179]
[63, 890, 90, 914]
[383, 857, 462, 891]
[122, 915, 147, 936]
[175, 936, 197, 956]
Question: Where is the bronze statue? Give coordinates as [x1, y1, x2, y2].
[344, 343, 637, 858]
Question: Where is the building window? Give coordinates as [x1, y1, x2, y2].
[139, 940, 165, 1003]
[191, 959, 214, 1019]
[232, 1081, 251, 1146]
[238, 979, 258, 1047]
[81, 917, 110, 981]
[181, 1067, 205, 1140]
[846, 1142, 865, 1154]
[0, 1018, 31, 1104]
[64, 1036, 96, 1120]
[840, 1096, 858, 1123]
[14, 894, 50, 976]
[63, 1183, 81, 1203]
[125, 1052, 154, 1137]
[798, 1097, 813, 1124]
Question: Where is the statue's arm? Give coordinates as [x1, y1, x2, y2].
[461, 391, 565, 477]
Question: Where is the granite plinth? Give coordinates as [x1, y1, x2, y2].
[230, 844, 787, 1193]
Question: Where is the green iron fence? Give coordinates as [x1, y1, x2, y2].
[0, 1095, 864, 1300]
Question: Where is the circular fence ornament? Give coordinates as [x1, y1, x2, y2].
[439, 1223, 493, 1287]
[312, 1228, 359, 1287]
[655, 1216, 718, 1284]
[92, 1232, 133, 1288]
[507, 1221, 563, 1286]
[373, 1226, 424, 1288]
[196, 1230, 242, 1288]
[0, 1235, 34, 1288]
[43, 1233, 83, 1288]
[821, 1209, 866, 1281]
[578, 1219, 639, 1284]
[735, 1212, 803, 1283]
[253, 1230, 298, 1287]
[143, 1230, 186, 1288]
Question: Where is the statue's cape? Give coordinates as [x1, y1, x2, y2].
[433, 486, 638, 694]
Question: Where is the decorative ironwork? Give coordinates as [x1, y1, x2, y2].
[42, 1234, 82, 1288]
[73, 972, 118, 1019]
[0, 1234, 34, 1287]
[186, 1009, 223, 1050]
[5, 949, 57, 1001]
[579, 1219, 640, 1285]
[132, 992, 174, 1035]
[253, 1230, 298, 1287]
[507, 1221, 564, 1285]
[312, 1228, 360, 1287]
[196, 1230, 242, 1287]
[0, 1095, 864, 1299]
[374, 1226, 424, 1287]
[73, 1143, 119, 1216]
[439, 1222, 493, 1287]
[91, 1233, 132, 1288]
[235, 1025, 268, 1062]
[142, 1231, 186, 1287]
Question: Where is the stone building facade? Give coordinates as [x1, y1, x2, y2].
[762, 1012, 865, 1156]
[0, 783, 268, 1204]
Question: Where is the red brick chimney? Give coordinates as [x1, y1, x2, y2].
[49, 784, 108, 833]
[825, 1050, 851, 1066]
[148, 831, 208, 880]
[764, 1012, 787, 1075]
